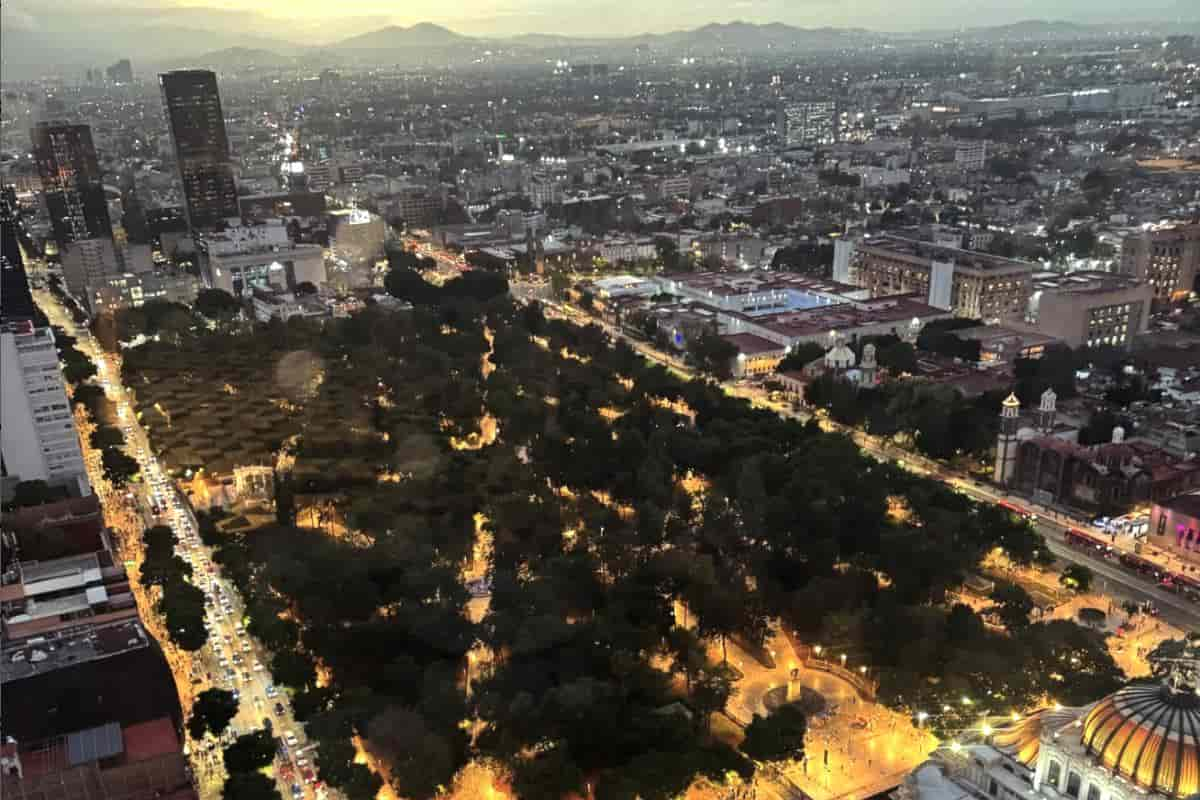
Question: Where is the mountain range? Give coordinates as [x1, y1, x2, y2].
[3, 16, 1199, 78]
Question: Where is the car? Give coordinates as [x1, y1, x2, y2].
[242, 641, 252, 653]
[302, 767, 316, 784]
[242, 671, 251, 683]
[265, 685, 278, 698]
[291, 784, 303, 798]
[296, 757, 309, 768]
[263, 717, 273, 732]
[274, 701, 285, 716]
[284, 731, 298, 747]
[253, 662, 265, 672]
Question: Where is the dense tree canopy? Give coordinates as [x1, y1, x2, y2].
[118, 265, 1118, 797]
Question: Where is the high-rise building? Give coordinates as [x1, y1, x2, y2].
[1119, 221, 1200, 302]
[780, 102, 838, 147]
[1, 320, 90, 495]
[60, 236, 121, 300]
[106, 58, 133, 84]
[1, 190, 37, 323]
[30, 122, 112, 246]
[159, 70, 239, 233]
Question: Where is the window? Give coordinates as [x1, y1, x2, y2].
[1086, 785, 1101, 800]
[1046, 761, 1062, 787]
[1066, 772, 1082, 799]
[988, 778, 998, 797]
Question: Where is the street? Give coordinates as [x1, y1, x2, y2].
[36, 286, 320, 800]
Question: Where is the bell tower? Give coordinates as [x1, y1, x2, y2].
[993, 393, 1021, 486]
[1037, 388, 1057, 434]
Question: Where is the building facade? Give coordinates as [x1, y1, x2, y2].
[197, 223, 326, 297]
[1148, 491, 1200, 567]
[31, 122, 112, 247]
[849, 234, 1034, 321]
[0, 322, 90, 495]
[159, 70, 240, 232]
[781, 102, 838, 147]
[1120, 221, 1200, 302]
[60, 236, 121, 300]
[86, 270, 199, 313]
[1009, 271, 1153, 349]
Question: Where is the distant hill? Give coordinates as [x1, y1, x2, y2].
[963, 19, 1099, 39]
[650, 21, 873, 50]
[161, 47, 295, 71]
[331, 22, 469, 51]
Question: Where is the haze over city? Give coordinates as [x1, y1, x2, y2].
[1, 4, 1199, 800]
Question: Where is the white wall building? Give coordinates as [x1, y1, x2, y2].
[197, 223, 326, 297]
[0, 322, 90, 495]
[60, 236, 120, 300]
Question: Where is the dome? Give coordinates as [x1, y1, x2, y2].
[991, 706, 1079, 767]
[1080, 682, 1200, 798]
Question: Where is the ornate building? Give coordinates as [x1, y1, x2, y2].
[895, 664, 1200, 800]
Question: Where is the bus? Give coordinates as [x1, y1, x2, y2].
[998, 500, 1036, 522]
[1064, 528, 1112, 556]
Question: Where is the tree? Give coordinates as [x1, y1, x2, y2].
[1077, 607, 1106, 629]
[364, 706, 456, 800]
[686, 328, 738, 380]
[777, 342, 825, 372]
[188, 688, 239, 740]
[10, 480, 60, 507]
[741, 705, 808, 762]
[691, 665, 735, 734]
[160, 581, 208, 651]
[989, 583, 1035, 632]
[511, 749, 585, 800]
[270, 649, 317, 690]
[1059, 564, 1094, 593]
[90, 425, 126, 450]
[101, 449, 140, 486]
[194, 288, 242, 320]
[223, 730, 276, 774]
[62, 357, 97, 385]
[223, 771, 282, 800]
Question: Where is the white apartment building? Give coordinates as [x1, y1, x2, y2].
[0, 322, 90, 495]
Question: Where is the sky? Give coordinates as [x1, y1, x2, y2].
[2, 0, 1195, 44]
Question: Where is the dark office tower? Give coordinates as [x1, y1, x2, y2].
[159, 70, 239, 233]
[106, 58, 133, 84]
[30, 122, 113, 246]
[0, 190, 37, 323]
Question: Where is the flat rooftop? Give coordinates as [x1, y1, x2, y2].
[753, 294, 949, 339]
[858, 234, 1036, 274]
[722, 333, 785, 355]
[1030, 269, 1147, 295]
[663, 270, 859, 300]
[2, 617, 149, 684]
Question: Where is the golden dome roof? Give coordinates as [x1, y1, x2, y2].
[991, 707, 1079, 767]
[1081, 682, 1200, 798]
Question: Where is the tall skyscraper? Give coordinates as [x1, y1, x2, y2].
[30, 122, 113, 246]
[159, 70, 240, 233]
[106, 58, 133, 84]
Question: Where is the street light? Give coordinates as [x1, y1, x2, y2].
[814, 645, 823, 657]
[916, 711, 928, 727]
[840, 654, 847, 667]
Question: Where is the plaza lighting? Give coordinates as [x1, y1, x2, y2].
[981, 723, 993, 736]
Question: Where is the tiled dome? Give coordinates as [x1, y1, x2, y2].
[1081, 682, 1200, 798]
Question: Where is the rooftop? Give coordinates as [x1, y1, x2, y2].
[722, 332, 786, 355]
[753, 294, 949, 340]
[2, 617, 149, 684]
[857, 234, 1036, 274]
[1160, 491, 1200, 519]
[1030, 269, 1147, 295]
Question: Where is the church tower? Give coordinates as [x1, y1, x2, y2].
[1036, 388, 1057, 434]
[859, 343, 877, 387]
[993, 393, 1021, 486]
